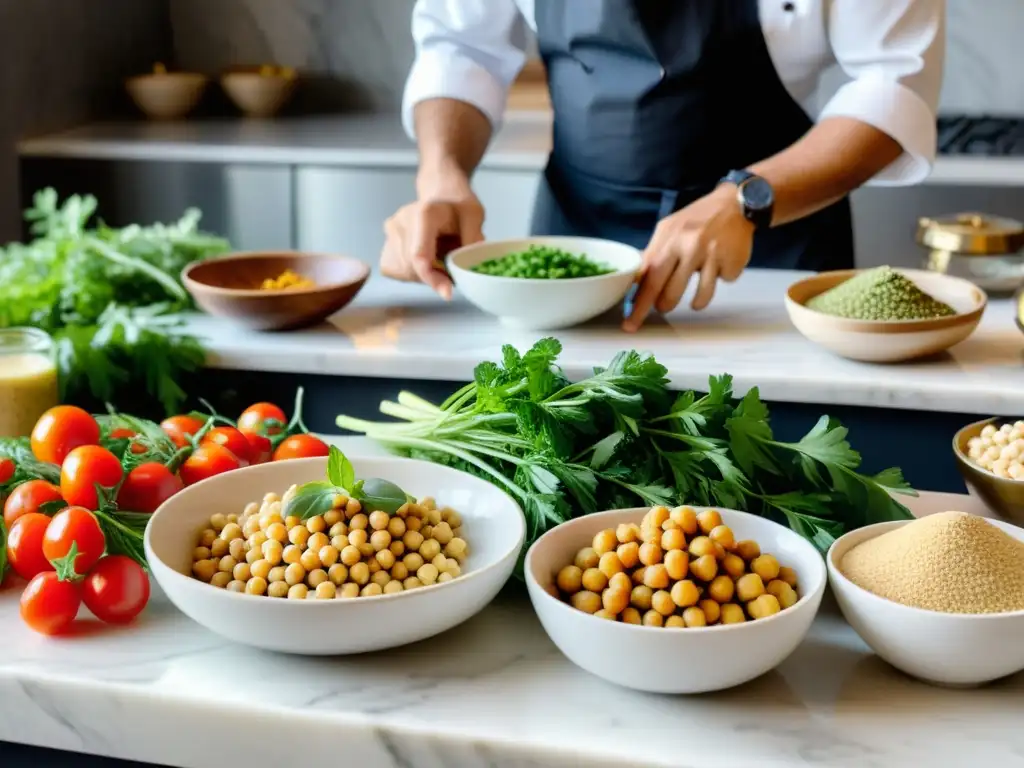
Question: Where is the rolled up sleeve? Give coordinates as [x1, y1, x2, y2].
[402, 0, 527, 139]
[821, 0, 945, 186]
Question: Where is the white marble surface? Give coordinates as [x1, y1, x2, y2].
[2, 479, 1020, 768]
[184, 268, 1024, 416]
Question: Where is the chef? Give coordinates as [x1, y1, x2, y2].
[382, 0, 945, 330]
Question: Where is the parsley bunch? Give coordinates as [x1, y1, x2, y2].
[0, 188, 229, 414]
[337, 338, 915, 557]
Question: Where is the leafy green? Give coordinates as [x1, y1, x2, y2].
[337, 338, 916, 561]
[0, 188, 229, 414]
[285, 445, 412, 520]
[0, 437, 61, 495]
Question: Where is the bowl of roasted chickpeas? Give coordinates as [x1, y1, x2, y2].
[525, 506, 826, 693]
[145, 456, 525, 655]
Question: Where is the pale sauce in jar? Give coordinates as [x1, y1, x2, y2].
[0, 329, 59, 438]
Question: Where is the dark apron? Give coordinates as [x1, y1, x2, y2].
[529, 0, 854, 272]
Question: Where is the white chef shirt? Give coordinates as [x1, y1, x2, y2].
[403, 0, 945, 185]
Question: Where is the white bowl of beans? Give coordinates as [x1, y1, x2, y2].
[145, 455, 525, 655]
[525, 506, 826, 693]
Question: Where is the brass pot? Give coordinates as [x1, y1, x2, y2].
[918, 213, 1024, 294]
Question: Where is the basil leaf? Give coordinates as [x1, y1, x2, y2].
[353, 478, 411, 515]
[0, 518, 8, 583]
[327, 445, 355, 490]
[285, 481, 341, 521]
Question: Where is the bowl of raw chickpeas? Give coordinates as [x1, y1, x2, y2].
[525, 506, 826, 693]
[145, 455, 525, 655]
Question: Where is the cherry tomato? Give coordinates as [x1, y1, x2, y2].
[3, 480, 64, 528]
[0, 458, 14, 485]
[180, 443, 242, 486]
[42, 506, 106, 575]
[117, 462, 184, 514]
[7, 513, 54, 580]
[202, 427, 252, 465]
[60, 445, 124, 510]
[108, 428, 147, 455]
[244, 432, 273, 465]
[273, 434, 331, 461]
[160, 415, 206, 448]
[82, 555, 150, 624]
[20, 571, 81, 635]
[31, 406, 100, 465]
[238, 403, 287, 437]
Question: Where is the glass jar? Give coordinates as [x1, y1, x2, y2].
[0, 328, 59, 438]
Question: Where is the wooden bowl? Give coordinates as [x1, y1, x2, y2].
[125, 73, 208, 120]
[182, 251, 370, 331]
[220, 66, 297, 118]
[953, 417, 1024, 525]
[785, 269, 986, 362]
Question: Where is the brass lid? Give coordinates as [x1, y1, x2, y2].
[917, 213, 1024, 255]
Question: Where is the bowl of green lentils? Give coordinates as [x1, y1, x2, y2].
[446, 237, 642, 330]
[785, 266, 987, 363]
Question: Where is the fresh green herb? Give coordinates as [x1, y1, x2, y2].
[285, 445, 412, 520]
[0, 188, 229, 414]
[0, 437, 61, 495]
[94, 508, 149, 569]
[337, 339, 916, 559]
[471, 245, 614, 279]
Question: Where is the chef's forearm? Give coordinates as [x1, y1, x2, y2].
[414, 98, 493, 199]
[749, 117, 904, 226]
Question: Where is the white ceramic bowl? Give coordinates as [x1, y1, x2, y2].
[146, 455, 525, 655]
[525, 507, 826, 693]
[785, 268, 986, 362]
[447, 237, 642, 330]
[828, 519, 1024, 686]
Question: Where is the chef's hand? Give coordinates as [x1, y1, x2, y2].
[381, 194, 485, 300]
[623, 186, 754, 332]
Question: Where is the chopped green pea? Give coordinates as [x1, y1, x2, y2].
[470, 245, 614, 279]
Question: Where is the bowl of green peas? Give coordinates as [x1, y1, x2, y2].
[447, 238, 642, 330]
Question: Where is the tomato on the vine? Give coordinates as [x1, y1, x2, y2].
[60, 445, 124, 510]
[273, 434, 330, 461]
[109, 427, 147, 455]
[31, 405, 100, 465]
[7, 513, 54, 580]
[238, 403, 287, 437]
[3, 480, 63, 528]
[42, 506, 106, 575]
[20, 572, 81, 635]
[117, 462, 183, 514]
[0, 458, 14, 485]
[244, 432, 273, 465]
[160, 415, 206, 448]
[180, 443, 243, 486]
[82, 556, 150, 624]
[202, 427, 251, 465]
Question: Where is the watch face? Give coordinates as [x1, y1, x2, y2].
[742, 177, 774, 210]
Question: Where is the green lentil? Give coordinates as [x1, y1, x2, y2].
[471, 245, 614, 279]
[807, 266, 957, 321]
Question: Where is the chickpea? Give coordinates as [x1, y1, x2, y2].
[243, 517, 261, 537]
[226, 539, 246, 561]
[682, 606, 707, 628]
[766, 580, 798, 609]
[300, 548, 321, 571]
[339, 583, 361, 599]
[748, 594, 782, 620]
[616, 523, 639, 544]
[688, 536, 715, 558]
[306, 532, 329, 553]
[210, 539, 229, 558]
[349, 513, 368, 531]
[389, 541, 406, 558]
[445, 537, 468, 560]
[651, 589, 675, 616]
[367, 558, 381, 574]
[328, 521, 348, 539]
[259, 512, 282, 530]
[591, 529, 617, 556]
[642, 610, 664, 627]
[376, 549, 397, 570]
[405, 516, 422, 532]
[736, 573, 765, 602]
[616, 542, 640, 569]
[712, 542, 726, 560]
[348, 529, 368, 548]
[659, 529, 685, 554]
[778, 566, 798, 589]
[649, 506, 670, 529]
[735, 540, 761, 561]
[220, 522, 244, 542]
[403, 576, 423, 590]
[670, 506, 698, 535]
[699, 599, 721, 624]
[578, 567, 605, 593]
[227, 580, 246, 593]
[665, 615, 686, 628]
[751, 554, 780, 583]
[400, 530, 423, 554]
[446, 559, 462, 578]
[284, 562, 305, 586]
[250, 559, 272, 581]
[347, 499, 364, 517]
[245, 547, 262, 565]
[621, 607, 642, 625]
[210, 571, 233, 589]
[230, 561, 251, 581]
[708, 575, 735, 603]
[696, 509, 722, 535]
[372, 570, 391, 588]
[643, 564, 669, 589]
[288, 526, 310, 548]
[608, 571, 631, 593]
[378, 516, 403, 538]
[268, 566, 286, 583]
[391, 562, 409, 581]
[593, 609, 617, 621]
[557, 565, 583, 593]
[367, 530, 390, 552]
[432, 522, 454, 545]
[709, 525, 735, 551]
[307, 568, 328, 588]
[404, 552, 425, 572]
[661, 518, 679, 531]
[431, 553, 448, 571]
[419, 538, 442, 561]
[268, 581, 289, 598]
[603, 588, 631, 615]
[322, 509, 341, 527]
[210, 513, 228, 532]
[304, 515, 325, 534]
[664, 549, 689, 581]
[689, 554, 718, 582]
[384, 580, 404, 594]
[193, 546, 212, 561]
[571, 590, 601, 614]
[631, 584, 654, 610]
[722, 553, 746, 579]
[670, 579, 700, 608]
[263, 492, 281, 505]
[638, 542, 663, 566]
[598, 551, 625, 579]
[333, 545, 356, 568]
[365, 510, 387, 532]
[191, 559, 217, 582]
[261, 539, 283, 566]
[248, 531, 268, 550]
[361, 583, 383, 597]
[246, 577, 267, 596]
[447, 511, 463, 528]
[720, 603, 746, 624]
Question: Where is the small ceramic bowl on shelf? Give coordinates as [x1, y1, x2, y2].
[952, 417, 1024, 525]
[828, 519, 1024, 687]
[785, 268, 986, 363]
[220, 65, 298, 118]
[125, 63, 208, 120]
[524, 507, 826, 694]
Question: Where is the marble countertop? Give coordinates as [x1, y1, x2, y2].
[17, 114, 1024, 186]
[187, 268, 1024, 416]
[0, 462, 1017, 768]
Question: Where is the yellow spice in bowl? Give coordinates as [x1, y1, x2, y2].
[840, 511, 1024, 614]
[260, 270, 315, 291]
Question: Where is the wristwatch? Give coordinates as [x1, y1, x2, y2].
[720, 170, 774, 229]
